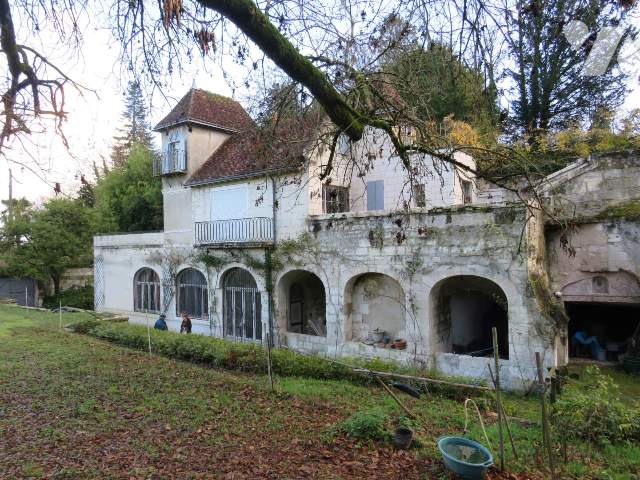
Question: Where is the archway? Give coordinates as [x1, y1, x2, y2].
[431, 275, 508, 359]
[345, 273, 406, 343]
[175, 268, 208, 319]
[223, 267, 262, 342]
[277, 270, 326, 336]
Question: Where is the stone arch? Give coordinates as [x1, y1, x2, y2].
[276, 269, 327, 336]
[344, 272, 406, 343]
[430, 275, 509, 359]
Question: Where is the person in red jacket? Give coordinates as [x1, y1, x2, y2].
[180, 313, 192, 334]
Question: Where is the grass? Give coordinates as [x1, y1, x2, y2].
[0, 305, 638, 479]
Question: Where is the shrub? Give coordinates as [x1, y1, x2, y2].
[553, 366, 640, 445]
[338, 407, 390, 441]
[69, 320, 486, 391]
[43, 285, 94, 310]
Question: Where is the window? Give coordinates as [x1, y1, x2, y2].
[322, 185, 349, 213]
[134, 268, 161, 313]
[223, 268, 261, 341]
[412, 184, 426, 208]
[367, 180, 384, 211]
[176, 268, 208, 319]
[461, 180, 472, 205]
[156, 139, 186, 175]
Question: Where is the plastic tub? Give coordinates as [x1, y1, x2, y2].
[437, 436, 493, 480]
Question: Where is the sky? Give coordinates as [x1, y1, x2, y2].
[1, 6, 639, 206]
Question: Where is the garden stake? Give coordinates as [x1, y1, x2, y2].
[373, 374, 417, 419]
[59, 300, 62, 329]
[488, 363, 518, 459]
[492, 327, 505, 471]
[535, 352, 557, 479]
[145, 311, 152, 355]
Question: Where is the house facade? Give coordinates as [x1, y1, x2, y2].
[94, 89, 640, 390]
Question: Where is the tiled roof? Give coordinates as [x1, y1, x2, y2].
[154, 89, 254, 132]
[186, 125, 307, 185]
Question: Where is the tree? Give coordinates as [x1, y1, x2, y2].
[384, 42, 500, 140]
[94, 144, 163, 233]
[467, 0, 631, 143]
[1, 0, 637, 191]
[111, 80, 154, 167]
[0, 198, 95, 295]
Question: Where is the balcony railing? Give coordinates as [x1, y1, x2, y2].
[195, 217, 273, 245]
[153, 148, 187, 176]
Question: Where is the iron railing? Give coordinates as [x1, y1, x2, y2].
[153, 148, 187, 176]
[195, 217, 273, 245]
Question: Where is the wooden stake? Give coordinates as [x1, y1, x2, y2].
[492, 327, 505, 471]
[374, 375, 417, 419]
[488, 364, 518, 459]
[535, 352, 557, 479]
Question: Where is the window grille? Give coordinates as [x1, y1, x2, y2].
[134, 268, 161, 313]
[412, 184, 426, 208]
[461, 180, 472, 205]
[176, 268, 208, 319]
[322, 185, 349, 214]
[223, 268, 261, 342]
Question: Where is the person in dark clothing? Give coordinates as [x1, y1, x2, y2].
[180, 313, 192, 334]
[154, 314, 168, 331]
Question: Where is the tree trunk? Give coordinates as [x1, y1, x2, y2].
[52, 275, 61, 296]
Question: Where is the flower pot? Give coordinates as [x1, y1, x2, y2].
[394, 427, 413, 449]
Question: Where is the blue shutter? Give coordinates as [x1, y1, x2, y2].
[367, 180, 384, 211]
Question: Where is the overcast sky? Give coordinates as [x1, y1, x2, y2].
[1, 9, 639, 206]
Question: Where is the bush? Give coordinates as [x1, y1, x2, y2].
[68, 320, 488, 391]
[553, 366, 640, 445]
[338, 407, 390, 441]
[43, 285, 94, 310]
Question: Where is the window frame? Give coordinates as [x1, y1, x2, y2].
[175, 268, 209, 320]
[133, 268, 161, 314]
[322, 184, 350, 214]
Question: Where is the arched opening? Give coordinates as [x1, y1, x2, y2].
[346, 273, 405, 343]
[176, 268, 208, 319]
[133, 267, 161, 313]
[277, 270, 326, 336]
[432, 275, 508, 359]
[223, 268, 261, 342]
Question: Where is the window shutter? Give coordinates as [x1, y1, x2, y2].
[179, 139, 187, 171]
[376, 180, 384, 210]
[367, 181, 376, 211]
[367, 180, 384, 211]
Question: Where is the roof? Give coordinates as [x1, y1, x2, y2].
[185, 125, 307, 186]
[154, 89, 254, 132]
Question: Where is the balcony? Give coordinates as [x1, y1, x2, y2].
[153, 147, 187, 176]
[195, 217, 274, 246]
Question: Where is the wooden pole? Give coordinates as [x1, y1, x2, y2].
[374, 375, 417, 419]
[492, 327, 505, 471]
[535, 352, 557, 479]
[351, 369, 493, 391]
[488, 364, 518, 459]
[59, 300, 62, 329]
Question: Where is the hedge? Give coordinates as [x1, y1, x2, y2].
[68, 319, 487, 395]
[44, 285, 94, 310]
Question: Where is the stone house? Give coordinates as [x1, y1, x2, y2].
[94, 89, 640, 389]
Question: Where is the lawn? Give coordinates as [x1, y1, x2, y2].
[0, 306, 638, 479]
